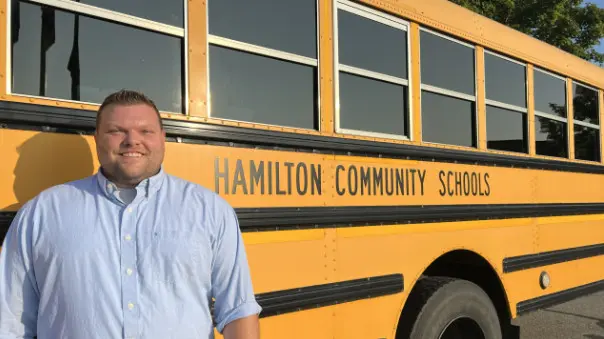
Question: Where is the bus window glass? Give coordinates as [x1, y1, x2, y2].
[209, 0, 317, 59]
[534, 70, 567, 118]
[533, 68, 568, 158]
[484, 51, 528, 153]
[573, 83, 599, 125]
[11, 2, 183, 113]
[335, 1, 409, 139]
[574, 125, 600, 162]
[420, 30, 475, 96]
[209, 45, 317, 129]
[572, 82, 600, 162]
[422, 91, 476, 147]
[486, 105, 527, 153]
[338, 9, 407, 78]
[535, 115, 568, 158]
[208, 0, 318, 129]
[420, 29, 476, 147]
[71, 0, 184, 27]
[339, 72, 407, 136]
[485, 53, 526, 108]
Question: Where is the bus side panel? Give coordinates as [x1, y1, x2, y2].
[332, 218, 535, 338]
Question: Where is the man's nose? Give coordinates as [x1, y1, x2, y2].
[123, 131, 142, 146]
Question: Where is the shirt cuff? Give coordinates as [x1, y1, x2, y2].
[216, 300, 262, 333]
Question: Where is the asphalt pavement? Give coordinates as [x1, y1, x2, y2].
[513, 290, 604, 339]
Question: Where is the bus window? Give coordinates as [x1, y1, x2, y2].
[420, 28, 476, 148]
[207, 0, 318, 130]
[534, 68, 568, 158]
[484, 51, 528, 153]
[573, 82, 601, 162]
[334, 0, 410, 139]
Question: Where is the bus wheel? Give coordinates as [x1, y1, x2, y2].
[406, 276, 502, 339]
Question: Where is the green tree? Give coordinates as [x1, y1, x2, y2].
[450, 0, 604, 65]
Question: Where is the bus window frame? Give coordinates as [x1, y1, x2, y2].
[333, 0, 413, 142]
[418, 26, 479, 149]
[533, 66, 570, 159]
[205, 0, 322, 132]
[483, 48, 529, 154]
[6, 0, 188, 115]
[571, 79, 602, 163]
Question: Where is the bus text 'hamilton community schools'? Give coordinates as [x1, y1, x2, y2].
[2, 0, 604, 338]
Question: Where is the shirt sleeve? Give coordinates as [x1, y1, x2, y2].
[210, 199, 262, 334]
[0, 202, 40, 339]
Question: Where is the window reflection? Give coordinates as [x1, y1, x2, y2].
[535, 116, 568, 158]
[422, 91, 476, 147]
[574, 125, 600, 162]
[486, 105, 527, 153]
[420, 30, 475, 96]
[209, 0, 317, 58]
[484, 53, 526, 108]
[534, 70, 566, 117]
[209, 45, 317, 129]
[11, 1, 183, 113]
[71, 0, 183, 27]
[573, 83, 599, 125]
[339, 72, 407, 136]
[338, 9, 407, 78]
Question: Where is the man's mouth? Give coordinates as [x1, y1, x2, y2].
[120, 152, 144, 158]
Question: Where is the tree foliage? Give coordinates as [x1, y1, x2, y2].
[450, 0, 604, 65]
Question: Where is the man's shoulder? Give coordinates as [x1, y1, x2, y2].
[32, 175, 97, 204]
[12, 175, 97, 221]
[164, 173, 233, 210]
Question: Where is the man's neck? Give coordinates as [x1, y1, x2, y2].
[114, 186, 137, 205]
[100, 167, 143, 189]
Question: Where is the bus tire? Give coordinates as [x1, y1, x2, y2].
[407, 276, 502, 339]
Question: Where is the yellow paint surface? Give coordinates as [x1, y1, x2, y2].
[2, 0, 604, 337]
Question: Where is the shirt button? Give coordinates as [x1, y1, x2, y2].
[128, 207, 133, 213]
[125, 234, 132, 241]
[127, 268, 133, 275]
[128, 303, 134, 310]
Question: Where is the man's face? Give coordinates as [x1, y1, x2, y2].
[94, 103, 166, 187]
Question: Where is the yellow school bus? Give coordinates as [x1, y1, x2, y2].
[2, 0, 604, 338]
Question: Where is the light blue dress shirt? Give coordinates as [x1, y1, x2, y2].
[0, 167, 261, 338]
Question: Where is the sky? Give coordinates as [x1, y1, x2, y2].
[587, 0, 604, 55]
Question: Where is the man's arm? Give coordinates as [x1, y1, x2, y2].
[0, 202, 40, 339]
[210, 198, 262, 337]
[222, 314, 260, 339]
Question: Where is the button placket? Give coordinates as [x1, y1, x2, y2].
[120, 204, 139, 338]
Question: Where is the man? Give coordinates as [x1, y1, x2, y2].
[0, 90, 261, 338]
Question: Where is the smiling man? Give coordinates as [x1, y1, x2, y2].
[0, 90, 262, 339]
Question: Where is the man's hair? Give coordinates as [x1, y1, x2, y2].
[96, 89, 164, 130]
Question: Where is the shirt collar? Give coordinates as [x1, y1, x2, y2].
[96, 166, 166, 203]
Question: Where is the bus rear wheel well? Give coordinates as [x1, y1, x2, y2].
[395, 250, 516, 339]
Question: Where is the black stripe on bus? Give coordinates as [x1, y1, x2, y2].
[516, 279, 604, 316]
[503, 243, 604, 273]
[234, 203, 604, 231]
[3, 203, 604, 235]
[0, 212, 13, 241]
[256, 273, 403, 318]
[2, 101, 604, 174]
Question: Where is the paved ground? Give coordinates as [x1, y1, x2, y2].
[513, 290, 604, 339]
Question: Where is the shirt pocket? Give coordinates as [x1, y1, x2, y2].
[139, 229, 206, 286]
